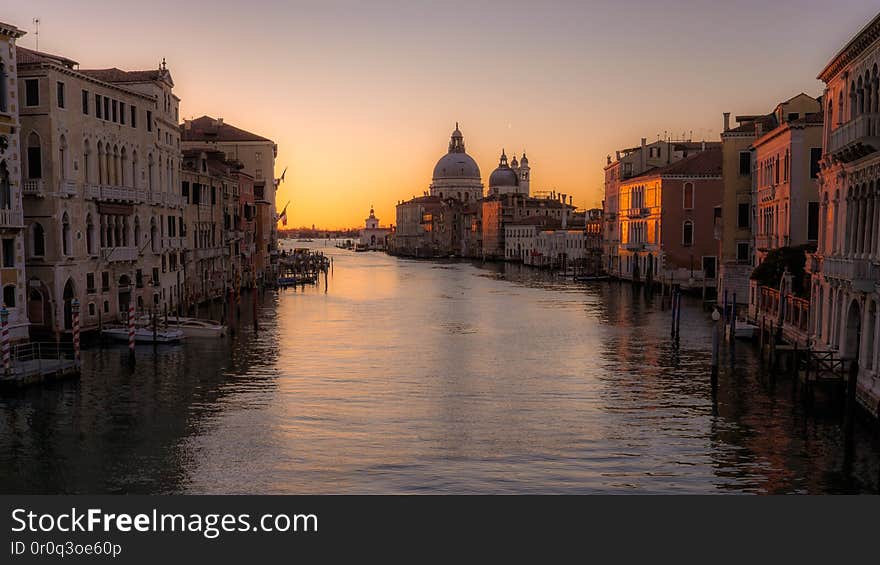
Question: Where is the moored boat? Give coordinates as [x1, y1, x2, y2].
[102, 326, 185, 344]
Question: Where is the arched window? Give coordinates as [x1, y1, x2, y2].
[131, 150, 139, 189]
[0, 60, 7, 113]
[120, 147, 128, 187]
[682, 182, 694, 210]
[59, 134, 68, 180]
[150, 217, 158, 253]
[26, 132, 42, 179]
[134, 216, 141, 250]
[83, 139, 91, 184]
[86, 214, 96, 255]
[96, 141, 104, 185]
[0, 161, 10, 210]
[2, 285, 15, 308]
[32, 222, 45, 257]
[61, 213, 71, 256]
[682, 220, 694, 246]
[148, 154, 155, 191]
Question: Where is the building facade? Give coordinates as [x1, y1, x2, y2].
[617, 147, 723, 287]
[0, 21, 28, 340]
[811, 12, 880, 414]
[18, 46, 183, 335]
[604, 138, 719, 278]
[359, 206, 392, 250]
[181, 116, 278, 286]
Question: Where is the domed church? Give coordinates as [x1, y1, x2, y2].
[429, 123, 484, 202]
[488, 149, 530, 197]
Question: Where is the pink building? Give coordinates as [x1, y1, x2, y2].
[618, 147, 723, 287]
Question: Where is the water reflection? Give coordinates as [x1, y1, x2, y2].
[0, 242, 878, 494]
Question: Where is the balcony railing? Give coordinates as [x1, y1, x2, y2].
[195, 247, 223, 260]
[821, 256, 880, 290]
[23, 179, 44, 196]
[59, 179, 77, 196]
[828, 113, 880, 159]
[755, 234, 779, 250]
[625, 207, 651, 219]
[757, 185, 776, 202]
[0, 207, 24, 227]
[87, 184, 146, 203]
[104, 247, 138, 262]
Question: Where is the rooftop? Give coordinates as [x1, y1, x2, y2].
[182, 115, 274, 144]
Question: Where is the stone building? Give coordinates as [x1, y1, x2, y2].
[603, 138, 719, 278]
[481, 192, 574, 260]
[180, 149, 253, 306]
[617, 147, 723, 287]
[0, 21, 28, 340]
[359, 206, 392, 250]
[17, 46, 183, 335]
[811, 11, 880, 414]
[752, 94, 823, 261]
[181, 116, 278, 285]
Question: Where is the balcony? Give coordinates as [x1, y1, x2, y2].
[166, 193, 183, 208]
[104, 247, 138, 262]
[822, 256, 880, 291]
[59, 179, 77, 197]
[828, 113, 880, 163]
[0, 207, 24, 227]
[625, 207, 650, 219]
[755, 234, 779, 251]
[148, 191, 165, 206]
[757, 185, 776, 203]
[195, 247, 223, 260]
[87, 184, 146, 203]
[23, 179, 45, 196]
[623, 242, 645, 251]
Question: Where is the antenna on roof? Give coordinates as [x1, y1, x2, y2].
[33, 18, 40, 51]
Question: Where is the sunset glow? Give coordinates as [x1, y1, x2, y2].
[5, 0, 878, 228]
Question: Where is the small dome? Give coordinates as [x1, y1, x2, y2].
[520, 152, 529, 166]
[489, 149, 519, 187]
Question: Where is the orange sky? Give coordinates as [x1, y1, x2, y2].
[6, 1, 879, 229]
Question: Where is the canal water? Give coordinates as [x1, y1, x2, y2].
[2, 240, 879, 494]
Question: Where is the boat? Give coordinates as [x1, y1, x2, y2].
[354, 243, 369, 252]
[574, 275, 610, 282]
[297, 238, 314, 242]
[730, 322, 759, 340]
[166, 317, 227, 338]
[102, 326, 185, 344]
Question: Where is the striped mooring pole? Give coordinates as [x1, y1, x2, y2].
[128, 303, 136, 363]
[1, 305, 10, 376]
[71, 298, 81, 365]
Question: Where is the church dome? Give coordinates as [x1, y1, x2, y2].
[488, 150, 518, 187]
[432, 123, 481, 181]
[433, 153, 481, 180]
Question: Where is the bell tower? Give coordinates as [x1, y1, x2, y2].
[518, 152, 531, 196]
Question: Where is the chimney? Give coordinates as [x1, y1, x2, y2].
[755, 122, 763, 137]
[640, 137, 647, 170]
[615, 150, 620, 160]
[723, 112, 731, 132]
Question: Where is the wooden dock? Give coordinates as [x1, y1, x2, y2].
[0, 342, 80, 389]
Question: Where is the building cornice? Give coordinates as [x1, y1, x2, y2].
[18, 60, 156, 103]
[0, 22, 25, 39]
[818, 11, 880, 83]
